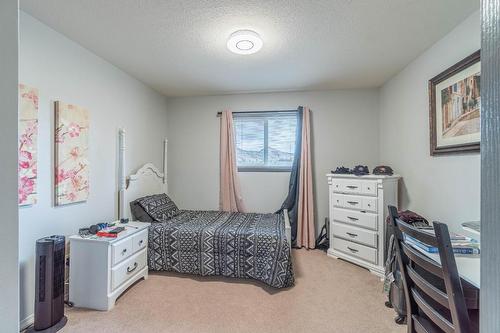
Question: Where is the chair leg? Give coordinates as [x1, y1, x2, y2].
[394, 315, 406, 325]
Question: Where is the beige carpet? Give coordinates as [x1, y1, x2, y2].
[61, 249, 405, 333]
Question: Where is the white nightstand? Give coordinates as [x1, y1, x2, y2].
[69, 222, 150, 310]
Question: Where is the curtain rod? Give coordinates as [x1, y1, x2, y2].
[216, 110, 298, 117]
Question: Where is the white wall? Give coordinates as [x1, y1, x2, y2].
[166, 90, 380, 235]
[379, 11, 480, 232]
[0, 1, 20, 332]
[18, 12, 168, 325]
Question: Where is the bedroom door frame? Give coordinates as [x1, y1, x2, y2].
[0, 0, 20, 331]
[480, 0, 500, 331]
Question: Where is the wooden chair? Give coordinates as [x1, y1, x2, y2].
[387, 205, 472, 333]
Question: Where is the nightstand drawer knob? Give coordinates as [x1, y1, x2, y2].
[139, 240, 144, 245]
[122, 248, 127, 254]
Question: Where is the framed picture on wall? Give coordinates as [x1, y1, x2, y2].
[429, 50, 480, 155]
[54, 101, 90, 205]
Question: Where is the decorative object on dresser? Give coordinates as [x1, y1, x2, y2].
[351, 165, 369, 176]
[69, 222, 149, 310]
[372, 165, 394, 176]
[332, 166, 352, 174]
[327, 173, 400, 277]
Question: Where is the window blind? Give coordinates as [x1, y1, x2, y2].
[233, 111, 298, 171]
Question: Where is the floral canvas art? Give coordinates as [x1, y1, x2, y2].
[55, 101, 90, 205]
[18, 84, 39, 206]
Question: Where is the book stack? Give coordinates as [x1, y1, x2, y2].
[96, 231, 119, 238]
[404, 230, 480, 256]
[96, 227, 125, 238]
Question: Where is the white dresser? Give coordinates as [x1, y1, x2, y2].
[69, 222, 149, 310]
[327, 174, 400, 277]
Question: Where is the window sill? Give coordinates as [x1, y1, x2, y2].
[237, 167, 292, 173]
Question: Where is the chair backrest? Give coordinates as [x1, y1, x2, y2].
[387, 205, 471, 333]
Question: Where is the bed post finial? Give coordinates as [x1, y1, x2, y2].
[118, 128, 126, 219]
[163, 138, 168, 192]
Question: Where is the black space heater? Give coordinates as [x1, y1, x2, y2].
[34, 235, 66, 331]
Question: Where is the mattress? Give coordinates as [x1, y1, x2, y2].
[147, 210, 294, 288]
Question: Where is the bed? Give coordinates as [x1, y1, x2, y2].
[117, 131, 294, 288]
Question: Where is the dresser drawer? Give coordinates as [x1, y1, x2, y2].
[362, 196, 377, 212]
[332, 179, 363, 195]
[361, 181, 377, 196]
[332, 193, 344, 207]
[333, 208, 378, 231]
[132, 229, 148, 253]
[336, 194, 377, 213]
[341, 180, 363, 194]
[343, 195, 364, 210]
[111, 249, 147, 291]
[332, 179, 378, 196]
[332, 222, 378, 248]
[111, 237, 134, 266]
[331, 180, 343, 193]
[333, 237, 377, 264]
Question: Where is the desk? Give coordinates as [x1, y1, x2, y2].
[455, 256, 480, 289]
[408, 243, 480, 289]
[407, 240, 480, 323]
[400, 227, 480, 332]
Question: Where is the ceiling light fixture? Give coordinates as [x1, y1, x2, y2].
[227, 30, 263, 55]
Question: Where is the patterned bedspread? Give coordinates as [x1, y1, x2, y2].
[148, 210, 294, 288]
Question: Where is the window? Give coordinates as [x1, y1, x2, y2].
[233, 111, 298, 171]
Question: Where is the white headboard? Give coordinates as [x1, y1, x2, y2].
[118, 128, 168, 220]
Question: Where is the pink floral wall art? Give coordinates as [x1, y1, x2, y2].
[18, 84, 39, 206]
[54, 101, 90, 206]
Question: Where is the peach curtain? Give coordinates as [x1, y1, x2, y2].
[297, 107, 315, 249]
[219, 110, 246, 212]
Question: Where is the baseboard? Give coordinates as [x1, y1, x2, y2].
[20, 313, 34, 331]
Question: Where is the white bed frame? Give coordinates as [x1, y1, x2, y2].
[117, 129, 292, 246]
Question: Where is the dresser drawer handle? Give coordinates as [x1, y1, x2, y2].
[347, 247, 359, 253]
[139, 240, 144, 245]
[127, 262, 138, 273]
[122, 248, 127, 254]
[346, 232, 358, 238]
[347, 201, 359, 205]
[347, 216, 359, 221]
[346, 185, 358, 189]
